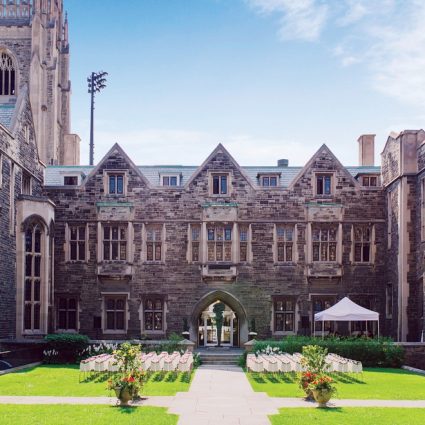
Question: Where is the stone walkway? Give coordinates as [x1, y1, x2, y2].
[1, 365, 425, 425]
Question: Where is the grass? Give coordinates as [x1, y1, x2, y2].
[269, 408, 425, 425]
[0, 405, 178, 425]
[0, 365, 193, 397]
[247, 368, 425, 400]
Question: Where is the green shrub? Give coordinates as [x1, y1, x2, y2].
[44, 333, 89, 363]
[253, 336, 404, 367]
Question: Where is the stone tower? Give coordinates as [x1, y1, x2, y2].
[0, 0, 80, 165]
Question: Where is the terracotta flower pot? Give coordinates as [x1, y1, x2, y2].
[312, 389, 333, 407]
[114, 387, 133, 406]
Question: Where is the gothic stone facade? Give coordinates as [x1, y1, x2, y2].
[41, 142, 404, 345]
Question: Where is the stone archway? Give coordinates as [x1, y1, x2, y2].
[190, 290, 248, 347]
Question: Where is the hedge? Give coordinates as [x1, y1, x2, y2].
[44, 333, 89, 363]
[252, 336, 404, 367]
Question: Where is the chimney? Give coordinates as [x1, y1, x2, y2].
[277, 159, 289, 167]
[357, 134, 375, 166]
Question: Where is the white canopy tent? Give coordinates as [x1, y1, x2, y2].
[314, 297, 380, 338]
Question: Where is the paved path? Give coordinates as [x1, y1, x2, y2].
[1, 365, 425, 425]
[163, 365, 279, 425]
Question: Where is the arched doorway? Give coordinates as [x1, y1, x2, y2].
[190, 290, 248, 347]
[197, 301, 239, 347]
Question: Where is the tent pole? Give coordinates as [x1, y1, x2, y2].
[322, 320, 324, 339]
[349, 320, 351, 336]
[378, 319, 380, 338]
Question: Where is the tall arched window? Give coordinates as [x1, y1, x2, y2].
[0, 52, 16, 95]
[24, 223, 43, 331]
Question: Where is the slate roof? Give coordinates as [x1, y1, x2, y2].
[0, 101, 16, 130]
[45, 164, 381, 188]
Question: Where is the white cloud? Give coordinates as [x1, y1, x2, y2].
[80, 127, 315, 166]
[248, 0, 425, 107]
[246, 0, 329, 41]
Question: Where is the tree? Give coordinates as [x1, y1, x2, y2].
[213, 302, 226, 347]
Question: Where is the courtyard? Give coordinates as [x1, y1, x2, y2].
[1, 362, 424, 425]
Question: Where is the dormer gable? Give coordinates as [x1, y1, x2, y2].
[289, 144, 360, 196]
[81, 143, 151, 194]
[185, 143, 256, 196]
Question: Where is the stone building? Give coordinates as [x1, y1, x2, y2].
[0, 1, 424, 346]
[0, 0, 78, 339]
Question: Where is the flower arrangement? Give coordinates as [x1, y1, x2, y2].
[307, 374, 337, 394]
[107, 370, 145, 401]
[106, 342, 146, 405]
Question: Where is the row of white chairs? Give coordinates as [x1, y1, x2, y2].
[247, 352, 362, 374]
[79, 351, 194, 374]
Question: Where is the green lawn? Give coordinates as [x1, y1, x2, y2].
[0, 405, 177, 425]
[247, 368, 425, 399]
[0, 365, 193, 397]
[269, 408, 425, 425]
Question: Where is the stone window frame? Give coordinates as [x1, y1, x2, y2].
[313, 171, 336, 197]
[60, 171, 82, 186]
[311, 224, 338, 262]
[97, 222, 133, 264]
[187, 223, 201, 263]
[160, 173, 181, 187]
[142, 223, 166, 264]
[55, 295, 79, 332]
[0, 50, 17, 96]
[21, 170, 32, 195]
[258, 173, 280, 188]
[272, 296, 297, 336]
[350, 224, 375, 264]
[311, 295, 336, 335]
[208, 170, 232, 197]
[22, 221, 48, 336]
[362, 175, 380, 187]
[273, 224, 297, 264]
[103, 169, 128, 197]
[101, 292, 130, 335]
[102, 223, 128, 262]
[65, 223, 89, 263]
[140, 296, 166, 335]
[206, 223, 233, 263]
[238, 224, 252, 264]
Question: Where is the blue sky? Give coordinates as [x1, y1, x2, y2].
[66, 0, 425, 166]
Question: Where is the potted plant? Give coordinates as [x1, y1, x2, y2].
[308, 374, 337, 407]
[107, 342, 145, 406]
[107, 371, 144, 406]
[299, 345, 330, 401]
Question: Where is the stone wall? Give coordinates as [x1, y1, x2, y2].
[45, 144, 388, 342]
[0, 96, 45, 339]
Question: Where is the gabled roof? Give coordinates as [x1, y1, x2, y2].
[184, 143, 256, 190]
[288, 144, 361, 190]
[81, 143, 151, 188]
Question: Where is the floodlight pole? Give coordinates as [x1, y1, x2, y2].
[89, 72, 95, 166]
[88, 71, 108, 165]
